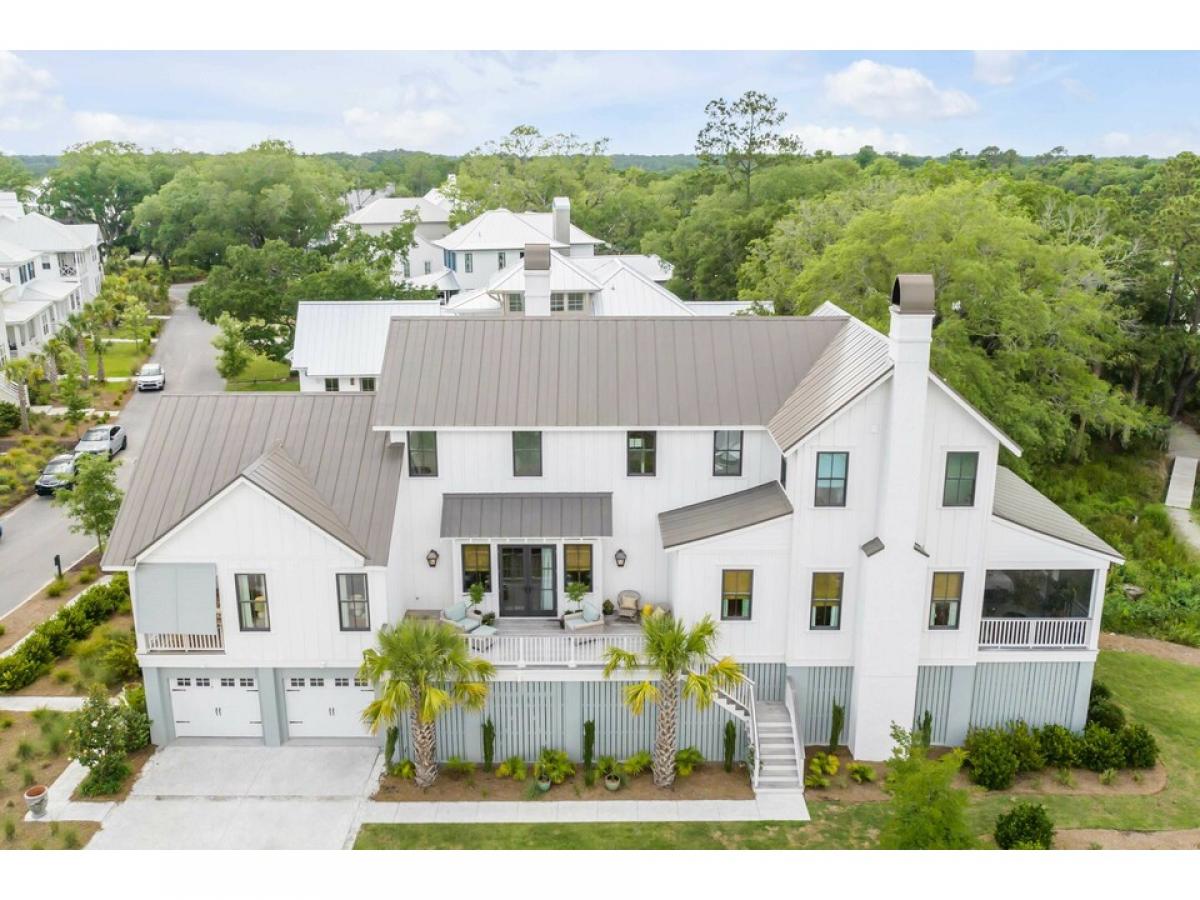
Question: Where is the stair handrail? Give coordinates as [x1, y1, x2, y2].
[784, 675, 805, 785]
[695, 655, 760, 789]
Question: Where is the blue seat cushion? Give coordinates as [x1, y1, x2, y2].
[582, 601, 601, 623]
[445, 601, 468, 622]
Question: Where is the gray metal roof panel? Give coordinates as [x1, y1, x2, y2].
[103, 394, 404, 568]
[658, 481, 793, 550]
[373, 317, 849, 429]
[440, 493, 614, 539]
[991, 467, 1122, 560]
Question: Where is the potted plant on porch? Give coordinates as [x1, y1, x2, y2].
[467, 580, 485, 621]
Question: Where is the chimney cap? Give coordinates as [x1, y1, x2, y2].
[524, 243, 551, 271]
[552, 196, 570, 208]
[891, 274, 935, 315]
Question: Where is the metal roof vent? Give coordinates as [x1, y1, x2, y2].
[524, 243, 551, 271]
[860, 536, 885, 557]
[891, 274, 935, 315]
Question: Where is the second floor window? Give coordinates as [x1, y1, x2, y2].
[337, 573, 370, 631]
[814, 451, 848, 507]
[498, 251, 506, 269]
[360, 377, 376, 392]
[567, 293, 585, 312]
[424, 260, 432, 275]
[407, 431, 438, 477]
[721, 569, 753, 620]
[462, 544, 492, 592]
[929, 572, 963, 629]
[810, 572, 843, 630]
[508, 294, 524, 314]
[713, 430, 743, 476]
[464, 252, 473, 274]
[324, 378, 339, 392]
[943, 451, 979, 507]
[565, 544, 593, 590]
[512, 431, 542, 476]
[627, 431, 656, 476]
[235, 573, 270, 632]
[551, 293, 565, 312]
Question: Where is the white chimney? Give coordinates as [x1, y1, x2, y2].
[848, 274, 936, 761]
[523, 243, 552, 317]
[552, 197, 571, 248]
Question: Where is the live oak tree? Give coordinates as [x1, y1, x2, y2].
[54, 452, 123, 554]
[0, 154, 33, 200]
[695, 90, 802, 202]
[359, 620, 494, 788]
[602, 615, 742, 788]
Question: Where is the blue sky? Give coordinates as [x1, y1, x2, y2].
[2, 50, 1198, 157]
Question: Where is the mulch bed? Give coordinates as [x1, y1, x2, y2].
[69, 745, 154, 803]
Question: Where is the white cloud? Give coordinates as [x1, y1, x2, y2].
[824, 59, 978, 120]
[0, 51, 61, 131]
[342, 106, 465, 150]
[1102, 131, 1132, 151]
[972, 51, 1026, 86]
[1061, 77, 1094, 102]
[1100, 129, 1197, 157]
[789, 123, 912, 155]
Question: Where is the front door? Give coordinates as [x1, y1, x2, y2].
[499, 545, 556, 617]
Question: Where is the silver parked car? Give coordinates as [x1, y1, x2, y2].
[35, 454, 77, 495]
[74, 424, 127, 459]
[135, 363, 166, 391]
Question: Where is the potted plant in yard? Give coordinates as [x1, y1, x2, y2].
[598, 755, 623, 792]
[24, 784, 48, 818]
[532, 747, 575, 792]
[467, 580, 485, 621]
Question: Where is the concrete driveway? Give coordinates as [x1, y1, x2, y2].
[88, 745, 381, 850]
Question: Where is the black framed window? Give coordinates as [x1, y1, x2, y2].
[713, 430, 743, 476]
[780, 454, 788, 488]
[407, 431, 438, 477]
[943, 452, 979, 507]
[464, 252, 473, 274]
[721, 569, 753, 620]
[462, 544, 492, 592]
[810, 572, 843, 630]
[551, 294, 565, 312]
[814, 451, 849, 507]
[512, 431, 542, 476]
[324, 378, 339, 392]
[564, 544, 593, 590]
[337, 573, 370, 631]
[235, 573, 270, 632]
[507, 294, 524, 313]
[929, 572, 963, 629]
[498, 251, 506, 269]
[360, 377, 376, 392]
[627, 431, 656, 476]
[567, 293, 585, 312]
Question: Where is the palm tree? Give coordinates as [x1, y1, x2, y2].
[83, 301, 113, 383]
[1, 357, 40, 434]
[59, 314, 90, 387]
[359, 619, 495, 788]
[603, 614, 742, 788]
[39, 337, 69, 386]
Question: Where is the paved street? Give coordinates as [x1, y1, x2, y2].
[0, 284, 218, 616]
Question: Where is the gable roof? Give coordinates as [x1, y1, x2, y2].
[488, 249, 603, 294]
[241, 443, 368, 557]
[0, 236, 37, 265]
[589, 260, 694, 317]
[572, 254, 673, 283]
[291, 300, 445, 377]
[659, 481, 792, 549]
[103, 394, 404, 567]
[371, 316, 847, 429]
[991, 467, 1122, 561]
[434, 208, 601, 252]
[345, 196, 450, 226]
[0, 212, 95, 253]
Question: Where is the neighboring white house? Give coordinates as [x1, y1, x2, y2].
[0, 195, 104, 401]
[105, 274, 1120, 791]
[342, 187, 456, 297]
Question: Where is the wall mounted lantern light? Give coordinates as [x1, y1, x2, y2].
[426, 549, 440, 568]
[614, 549, 627, 568]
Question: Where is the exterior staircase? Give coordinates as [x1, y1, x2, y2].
[754, 701, 804, 793]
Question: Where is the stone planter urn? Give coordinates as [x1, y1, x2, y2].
[604, 773, 622, 792]
[23, 784, 48, 818]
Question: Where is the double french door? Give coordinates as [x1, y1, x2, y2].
[499, 545, 556, 617]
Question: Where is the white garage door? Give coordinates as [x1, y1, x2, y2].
[170, 673, 264, 738]
[284, 673, 375, 738]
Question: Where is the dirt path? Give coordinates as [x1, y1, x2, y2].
[1099, 631, 1200, 667]
[1057, 828, 1200, 850]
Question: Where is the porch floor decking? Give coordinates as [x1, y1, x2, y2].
[405, 611, 642, 636]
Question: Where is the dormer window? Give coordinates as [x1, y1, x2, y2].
[507, 294, 524, 314]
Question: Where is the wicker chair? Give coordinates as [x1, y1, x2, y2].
[616, 590, 642, 622]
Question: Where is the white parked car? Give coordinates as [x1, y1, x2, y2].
[135, 363, 166, 391]
[74, 425, 127, 459]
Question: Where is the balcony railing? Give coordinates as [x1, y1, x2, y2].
[462, 632, 645, 668]
[142, 628, 224, 653]
[978, 617, 1090, 650]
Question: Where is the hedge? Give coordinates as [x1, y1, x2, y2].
[0, 574, 129, 693]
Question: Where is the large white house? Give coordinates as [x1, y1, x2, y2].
[0, 194, 104, 401]
[103, 275, 1119, 790]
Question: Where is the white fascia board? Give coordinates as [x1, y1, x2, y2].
[929, 372, 1021, 457]
[987, 515, 1124, 566]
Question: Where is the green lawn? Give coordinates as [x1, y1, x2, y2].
[225, 354, 298, 392]
[354, 649, 1200, 849]
[87, 340, 150, 379]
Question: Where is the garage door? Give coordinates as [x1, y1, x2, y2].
[170, 672, 264, 738]
[284, 672, 375, 738]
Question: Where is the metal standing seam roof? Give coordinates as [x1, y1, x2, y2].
[345, 196, 450, 226]
[441, 493, 613, 538]
[371, 316, 848, 429]
[103, 394, 405, 568]
[434, 209, 602, 252]
[488, 249, 603, 294]
[0, 212, 94, 253]
[991, 467, 1123, 560]
[658, 481, 793, 549]
[290, 300, 445, 377]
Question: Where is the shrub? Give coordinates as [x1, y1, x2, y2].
[994, 802, 1054, 849]
[1079, 724, 1126, 772]
[880, 726, 974, 850]
[964, 727, 1019, 790]
[1007, 721, 1045, 773]
[1089, 680, 1111, 703]
[495, 755, 527, 781]
[1036, 724, 1079, 769]
[829, 702, 845, 750]
[0, 402, 19, 435]
[1087, 697, 1126, 732]
[848, 762, 876, 784]
[389, 759, 415, 780]
[482, 718, 496, 772]
[805, 752, 839, 788]
[622, 750, 652, 778]
[45, 577, 69, 598]
[723, 720, 737, 773]
[916, 710, 933, 748]
[77, 756, 131, 797]
[77, 566, 98, 585]
[1119, 724, 1159, 769]
[77, 627, 140, 688]
[674, 746, 703, 777]
[443, 756, 475, 778]
[123, 683, 148, 716]
[532, 748, 574, 784]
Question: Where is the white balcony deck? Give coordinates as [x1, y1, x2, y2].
[140, 629, 224, 653]
[978, 617, 1090, 650]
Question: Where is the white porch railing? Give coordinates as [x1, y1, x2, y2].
[142, 630, 224, 653]
[462, 632, 645, 668]
[978, 617, 1090, 649]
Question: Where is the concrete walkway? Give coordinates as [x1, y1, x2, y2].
[1166, 423, 1200, 554]
[0, 695, 87, 712]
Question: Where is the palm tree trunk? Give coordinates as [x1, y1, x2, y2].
[653, 676, 679, 788]
[74, 338, 89, 387]
[411, 707, 438, 788]
[17, 383, 30, 434]
[95, 345, 106, 383]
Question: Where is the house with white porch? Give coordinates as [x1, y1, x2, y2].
[103, 275, 1120, 793]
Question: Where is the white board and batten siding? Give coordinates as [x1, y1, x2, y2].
[137, 480, 387, 669]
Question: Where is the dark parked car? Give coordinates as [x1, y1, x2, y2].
[35, 454, 77, 495]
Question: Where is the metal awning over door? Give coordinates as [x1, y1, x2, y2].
[440, 493, 613, 539]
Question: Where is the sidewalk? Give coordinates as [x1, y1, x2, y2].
[0, 696, 87, 712]
[1166, 422, 1200, 554]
